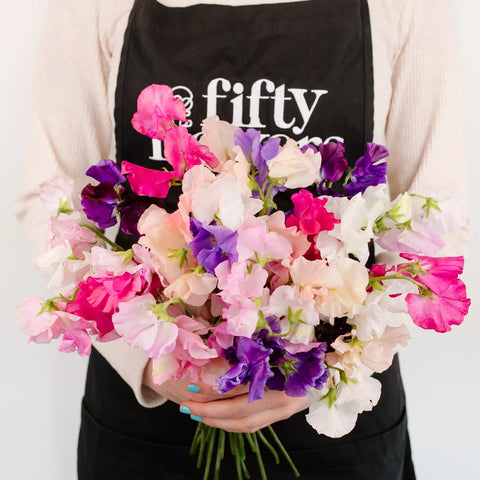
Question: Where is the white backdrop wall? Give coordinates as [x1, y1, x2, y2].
[1, 1, 478, 479]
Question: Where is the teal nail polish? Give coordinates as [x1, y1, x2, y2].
[190, 415, 202, 422]
[179, 406, 191, 415]
[187, 384, 200, 393]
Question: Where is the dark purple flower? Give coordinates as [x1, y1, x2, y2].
[81, 182, 118, 228]
[189, 219, 238, 274]
[266, 344, 329, 397]
[86, 159, 126, 185]
[317, 142, 348, 183]
[118, 194, 165, 238]
[344, 143, 388, 196]
[217, 336, 274, 402]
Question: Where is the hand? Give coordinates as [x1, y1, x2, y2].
[181, 389, 310, 433]
[142, 358, 248, 405]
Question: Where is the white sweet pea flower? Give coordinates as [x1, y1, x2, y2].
[306, 375, 381, 438]
[267, 139, 322, 188]
[191, 173, 262, 230]
[321, 184, 389, 263]
[40, 176, 82, 216]
[290, 257, 369, 318]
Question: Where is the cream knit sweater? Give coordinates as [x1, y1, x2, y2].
[15, 0, 469, 407]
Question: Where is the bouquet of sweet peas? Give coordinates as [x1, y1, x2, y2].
[17, 84, 470, 479]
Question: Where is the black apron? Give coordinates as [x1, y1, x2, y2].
[78, 1, 416, 478]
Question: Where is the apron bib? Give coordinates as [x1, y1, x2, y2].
[78, 1, 415, 478]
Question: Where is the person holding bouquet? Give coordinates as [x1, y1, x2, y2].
[15, 0, 469, 479]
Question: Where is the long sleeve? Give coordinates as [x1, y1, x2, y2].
[14, 0, 165, 408]
[383, 0, 470, 254]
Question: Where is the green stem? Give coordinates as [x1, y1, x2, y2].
[213, 429, 225, 480]
[78, 223, 124, 251]
[252, 433, 267, 480]
[203, 427, 217, 480]
[370, 273, 431, 294]
[257, 429, 280, 464]
[267, 426, 300, 478]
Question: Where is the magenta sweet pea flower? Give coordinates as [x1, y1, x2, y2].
[131, 84, 187, 140]
[286, 189, 339, 236]
[164, 126, 218, 176]
[121, 161, 176, 198]
[399, 254, 471, 332]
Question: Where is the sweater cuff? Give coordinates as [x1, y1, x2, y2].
[92, 337, 167, 408]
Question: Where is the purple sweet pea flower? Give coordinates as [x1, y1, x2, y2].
[118, 194, 165, 238]
[217, 336, 274, 402]
[81, 182, 119, 228]
[234, 128, 282, 199]
[86, 159, 126, 185]
[266, 343, 329, 397]
[317, 142, 348, 183]
[344, 143, 388, 196]
[189, 219, 238, 274]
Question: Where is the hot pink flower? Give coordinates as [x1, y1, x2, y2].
[399, 254, 470, 332]
[121, 161, 176, 198]
[286, 189, 339, 236]
[66, 272, 143, 338]
[164, 126, 218, 177]
[131, 84, 186, 140]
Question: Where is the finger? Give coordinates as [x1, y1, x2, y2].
[184, 390, 308, 422]
[194, 395, 309, 433]
[186, 383, 250, 403]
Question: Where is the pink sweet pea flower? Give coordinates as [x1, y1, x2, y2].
[131, 84, 186, 140]
[121, 161, 176, 198]
[17, 297, 96, 356]
[66, 272, 143, 339]
[286, 189, 339, 236]
[399, 253, 470, 332]
[164, 125, 218, 176]
[113, 294, 178, 358]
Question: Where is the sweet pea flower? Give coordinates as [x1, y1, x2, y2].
[290, 257, 369, 318]
[317, 141, 348, 183]
[344, 143, 388, 196]
[306, 375, 382, 438]
[17, 297, 96, 356]
[199, 116, 238, 170]
[40, 177, 81, 216]
[164, 125, 218, 176]
[215, 261, 268, 300]
[286, 189, 339, 236]
[399, 253, 470, 332]
[66, 271, 144, 339]
[217, 336, 274, 402]
[360, 325, 411, 373]
[236, 224, 293, 264]
[163, 270, 217, 307]
[131, 84, 187, 140]
[113, 293, 178, 358]
[138, 205, 194, 284]
[121, 161, 176, 198]
[267, 139, 322, 188]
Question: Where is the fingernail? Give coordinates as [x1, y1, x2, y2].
[190, 415, 202, 422]
[179, 406, 191, 415]
[187, 384, 200, 393]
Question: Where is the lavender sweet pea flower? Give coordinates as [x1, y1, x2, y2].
[217, 336, 274, 402]
[81, 182, 118, 228]
[266, 343, 329, 397]
[344, 143, 388, 196]
[234, 128, 282, 199]
[86, 159, 126, 185]
[189, 219, 238, 274]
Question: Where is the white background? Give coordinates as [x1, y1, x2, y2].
[1, 1, 479, 478]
